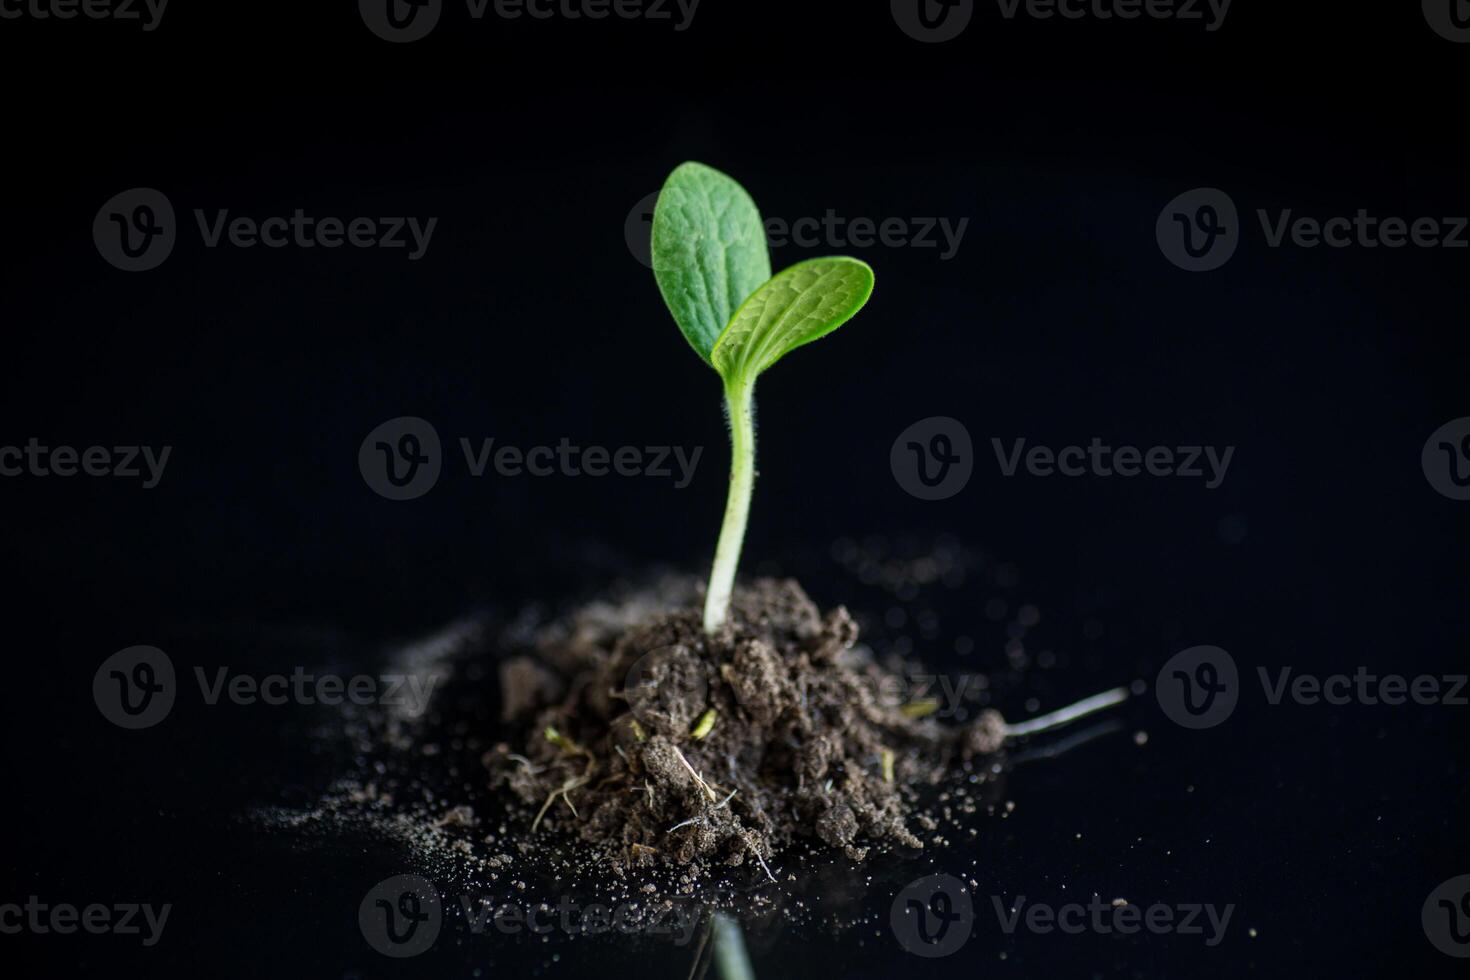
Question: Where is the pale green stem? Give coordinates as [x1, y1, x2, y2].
[712, 913, 756, 980]
[703, 376, 755, 633]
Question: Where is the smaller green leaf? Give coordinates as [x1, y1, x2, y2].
[652, 162, 772, 366]
[710, 257, 874, 384]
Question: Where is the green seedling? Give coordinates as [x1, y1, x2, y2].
[691, 708, 717, 740]
[652, 162, 875, 633]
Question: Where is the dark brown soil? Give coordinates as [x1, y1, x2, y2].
[485, 578, 1008, 878]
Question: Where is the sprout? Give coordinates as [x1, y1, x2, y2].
[652, 162, 875, 633]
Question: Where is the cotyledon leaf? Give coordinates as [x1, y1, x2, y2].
[710, 256, 875, 384]
[651, 162, 772, 365]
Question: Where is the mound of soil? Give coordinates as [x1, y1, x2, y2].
[486, 579, 1008, 877]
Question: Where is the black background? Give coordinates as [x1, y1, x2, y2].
[1, 1, 1467, 977]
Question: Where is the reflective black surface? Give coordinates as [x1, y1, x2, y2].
[2, 4, 1466, 977]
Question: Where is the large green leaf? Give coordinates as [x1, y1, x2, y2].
[652, 162, 772, 365]
[710, 257, 875, 384]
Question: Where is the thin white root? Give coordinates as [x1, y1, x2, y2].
[749, 845, 776, 884]
[671, 745, 719, 802]
[669, 788, 738, 835]
[1003, 686, 1130, 739]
